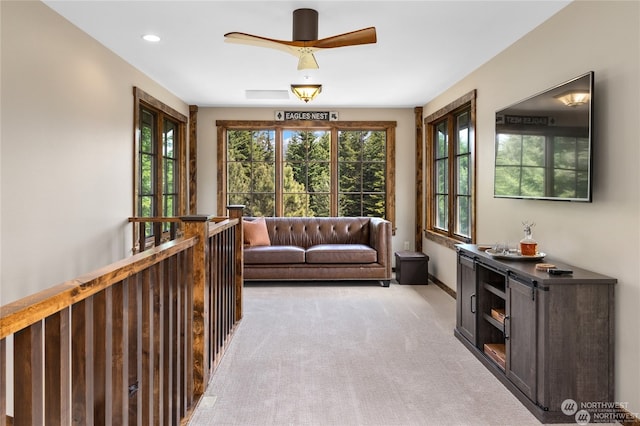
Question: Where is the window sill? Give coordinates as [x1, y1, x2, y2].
[424, 229, 470, 250]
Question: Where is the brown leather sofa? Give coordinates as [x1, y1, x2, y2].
[243, 216, 392, 287]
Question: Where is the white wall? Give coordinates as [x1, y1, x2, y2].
[0, 1, 189, 305]
[423, 1, 639, 413]
[196, 107, 416, 260]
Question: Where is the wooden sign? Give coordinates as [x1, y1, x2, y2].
[275, 111, 338, 121]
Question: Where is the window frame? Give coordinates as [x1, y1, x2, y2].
[133, 87, 188, 235]
[425, 90, 476, 248]
[217, 120, 396, 233]
[282, 128, 331, 217]
[337, 129, 389, 217]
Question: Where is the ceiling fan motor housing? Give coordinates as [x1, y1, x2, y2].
[293, 8, 318, 41]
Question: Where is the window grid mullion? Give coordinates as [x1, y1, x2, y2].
[275, 129, 283, 217]
[133, 87, 187, 249]
[447, 117, 456, 237]
[219, 121, 395, 224]
[425, 90, 475, 244]
[432, 120, 449, 233]
[154, 113, 164, 219]
[330, 127, 339, 216]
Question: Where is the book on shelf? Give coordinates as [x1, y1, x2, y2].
[491, 308, 506, 324]
[484, 343, 506, 370]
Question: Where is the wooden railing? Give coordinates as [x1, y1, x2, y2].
[128, 217, 183, 253]
[0, 206, 244, 425]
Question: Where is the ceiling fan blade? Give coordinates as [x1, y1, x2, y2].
[225, 32, 309, 48]
[224, 22, 376, 70]
[311, 27, 377, 49]
[223, 32, 300, 55]
[225, 32, 322, 68]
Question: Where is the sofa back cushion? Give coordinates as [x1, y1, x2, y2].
[261, 217, 371, 249]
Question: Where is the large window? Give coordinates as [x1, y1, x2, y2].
[227, 129, 276, 216]
[338, 130, 387, 216]
[133, 87, 187, 236]
[425, 91, 476, 245]
[218, 121, 396, 229]
[283, 130, 331, 216]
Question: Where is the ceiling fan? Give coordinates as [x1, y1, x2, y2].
[224, 8, 377, 70]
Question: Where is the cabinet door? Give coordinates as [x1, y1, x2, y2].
[506, 276, 537, 400]
[456, 253, 477, 344]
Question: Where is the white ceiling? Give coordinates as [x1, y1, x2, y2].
[43, 1, 571, 108]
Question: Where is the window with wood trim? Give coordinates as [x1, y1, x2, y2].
[283, 129, 331, 216]
[133, 87, 187, 236]
[227, 129, 277, 216]
[338, 130, 387, 216]
[425, 90, 476, 245]
[217, 121, 396, 231]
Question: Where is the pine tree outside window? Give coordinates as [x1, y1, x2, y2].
[227, 129, 276, 217]
[217, 121, 396, 231]
[283, 130, 331, 217]
[338, 130, 386, 217]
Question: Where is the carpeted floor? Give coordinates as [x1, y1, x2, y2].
[189, 282, 544, 426]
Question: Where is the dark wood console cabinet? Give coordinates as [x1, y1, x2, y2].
[455, 244, 616, 423]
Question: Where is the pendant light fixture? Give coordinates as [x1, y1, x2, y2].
[291, 84, 322, 103]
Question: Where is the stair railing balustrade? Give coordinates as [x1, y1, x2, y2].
[0, 206, 244, 425]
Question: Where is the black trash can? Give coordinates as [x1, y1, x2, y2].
[395, 251, 429, 285]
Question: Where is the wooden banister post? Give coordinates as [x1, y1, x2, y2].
[138, 222, 146, 253]
[180, 214, 213, 397]
[226, 205, 245, 322]
[14, 323, 44, 425]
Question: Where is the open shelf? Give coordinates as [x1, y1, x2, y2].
[476, 268, 507, 354]
[484, 343, 506, 371]
[483, 281, 505, 299]
[483, 313, 505, 332]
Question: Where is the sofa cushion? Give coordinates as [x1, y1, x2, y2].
[243, 217, 271, 246]
[244, 245, 305, 264]
[305, 244, 377, 264]
[264, 217, 371, 249]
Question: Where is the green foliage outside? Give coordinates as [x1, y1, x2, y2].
[226, 129, 387, 218]
[139, 110, 155, 235]
[338, 130, 386, 217]
[227, 130, 276, 216]
[455, 112, 471, 237]
[162, 121, 178, 232]
[434, 122, 449, 232]
[284, 130, 330, 216]
[138, 108, 180, 235]
[433, 112, 472, 238]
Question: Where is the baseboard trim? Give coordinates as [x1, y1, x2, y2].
[429, 273, 456, 299]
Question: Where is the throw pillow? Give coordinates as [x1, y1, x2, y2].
[243, 217, 271, 246]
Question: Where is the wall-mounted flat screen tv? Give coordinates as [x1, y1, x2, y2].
[494, 71, 594, 202]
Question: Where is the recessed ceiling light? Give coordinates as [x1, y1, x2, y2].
[142, 34, 161, 43]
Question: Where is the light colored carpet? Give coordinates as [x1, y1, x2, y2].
[189, 282, 543, 426]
